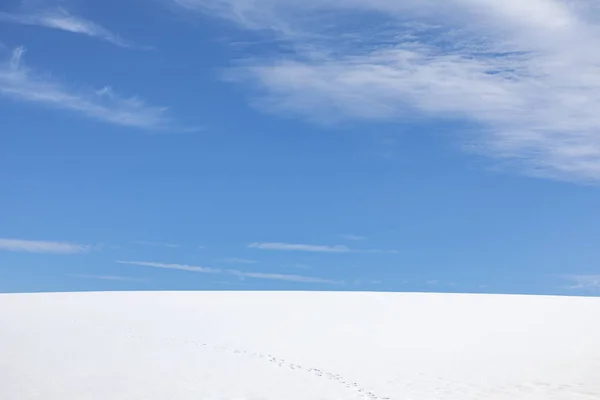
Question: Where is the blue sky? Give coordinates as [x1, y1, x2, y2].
[1, 0, 600, 295]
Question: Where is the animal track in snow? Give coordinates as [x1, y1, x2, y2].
[213, 347, 383, 400]
[77, 321, 389, 400]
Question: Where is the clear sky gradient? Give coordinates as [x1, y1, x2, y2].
[1, 0, 599, 295]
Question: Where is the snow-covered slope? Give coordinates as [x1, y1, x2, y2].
[1, 291, 599, 400]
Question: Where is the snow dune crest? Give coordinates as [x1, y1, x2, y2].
[1, 291, 599, 399]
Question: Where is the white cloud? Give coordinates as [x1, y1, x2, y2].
[0, 47, 170, 129]
[248, 242, 351, 253]
[117, 260, 337, 284]
[0, 238, 91, 254]
[117, 261, 218, 273]
[339, 234, 366, 241]
[565, 275, 600, 290]
[227, 270, 339, 284]
[173, 0, 600, 182]
[219, 257, 258, 264]
[288, 263, 311, 269]
[363, 248, 399, 254]
[67, 274, 145, 283]
[133, 241, 180, 248]
[248, 241, 397, 253]
[0, 7, 137, 48]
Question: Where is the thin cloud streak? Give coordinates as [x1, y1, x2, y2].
[117, 260, 337, 284]
[248, 242, 351, 253]
[67, 274, 146, 283]
[0, 8, 138, 48]
[0, 47, 170, 129]
[340, 234, 366, 241]
[248, 242, 397, 253]
[219, 257, 259, 264]
[0, 238, 91, 254]
[227, 270, 340, 284]
[174, 0, 600, 182]
[117, 261, 218, 273]
[134, 241, 180, 248]
[363, 248, 399, 254]
[565, 275, 600, 290]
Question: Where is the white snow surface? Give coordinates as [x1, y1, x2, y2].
[1, 291, 599, 400]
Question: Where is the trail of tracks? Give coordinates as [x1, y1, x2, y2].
[76, 320, 389, 400]
[71, 320, 600, 400]
[128, 332, 388, 400]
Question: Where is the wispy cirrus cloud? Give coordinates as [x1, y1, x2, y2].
[117, 260, 339, 284]
[133, 241, 180, 248]
[248, 242, 397, 253]
[363, 248, 399, 254]
[67, 274, 146, 283]
[565, 275, 600, 291]
[0, 238, 91, 254]
[227, 270, 337, 284]
[248, 242, 351, 253]
[172, 0, 600, 183]
[0, 47, 170, 129]
[339, 234, 366, 241]
[0, 7, 138, 48]
[117, 261, 218, 273]
[218, 257, 259, 264]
